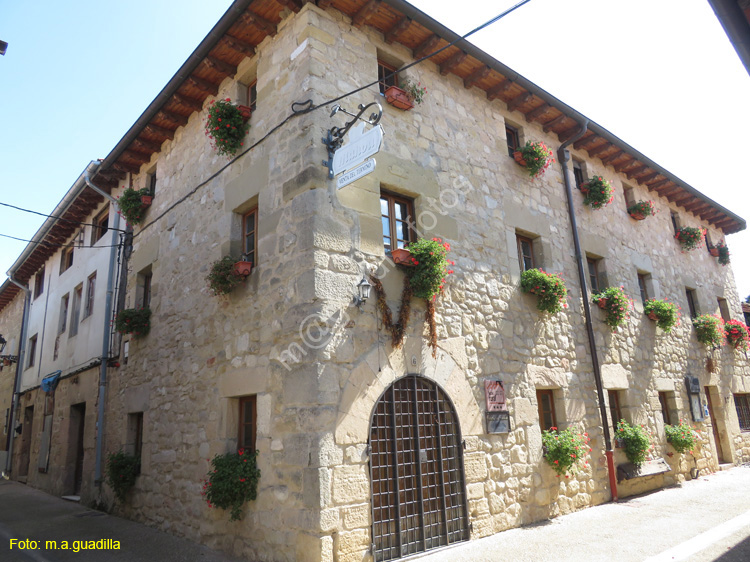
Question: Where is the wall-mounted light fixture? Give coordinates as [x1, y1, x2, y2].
[353, 276, 372, 310]
[0, 334, 6, 354]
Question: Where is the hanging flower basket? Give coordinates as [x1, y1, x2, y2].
[207, 256, 250, 296]
[141, 195, 153, 207]
[592, 286, 632, 330]
[580, 176, 614, 210]
[708, 247, 720, 257]
[725, 319, 749, 351]
[692, 314, 725, 348]
[513, 141, 555, 178]
[384, 86, 414, 111]
[520, 268, 568, 315]
[627, 200, 656, 220]
[391, 248, 415, 266]
[675, 226, 705, 252]
[117, 187, 152, 225]
[716, 240, 730, 266]
[237, 104, 252, 122]
[114, 308, 151, 338]
[643, 298, 680, 333]
[205, 98, 251, 157]
[233, 261, 253, 277]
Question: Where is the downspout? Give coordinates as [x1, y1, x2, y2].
[84, 164, 121, 487]
[3, 279, 31, 475]
[557, 121, 618, 502]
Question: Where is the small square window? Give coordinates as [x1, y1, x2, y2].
[239, 396, 257, 451]
[148, 170, 157, 195]
[517, 235, 535, 272]
[537, 389, 557, 431]
[380, 191, 414, 253]
[59, 294, 69, 335]
[506, 125, 520, 157]
[70, 285, 83, 337]
[377, 60, 398, 95]
[670, 212, 682, 235]
[141, 271, 153, 309]
[27, 334, 38, 369]
[623, 185, 636, 210]
[127, 412, 144, 474]
[60, 246, 74, 274]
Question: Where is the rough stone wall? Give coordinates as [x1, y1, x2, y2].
[0, 290, 25, 454]
[99, 4, 750, 562]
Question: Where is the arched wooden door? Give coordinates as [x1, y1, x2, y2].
[369, 375, 469, 561]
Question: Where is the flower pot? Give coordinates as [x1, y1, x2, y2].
[597, 298, 607, 309]
[391, 248, 415, 266]
[513, 151, 527, 168]
[233, 261, 253, 277]
[648, 312, 659, 321]
[629, 211, 645, 221]
[238, 105, 252, 122]
[709, 248, 719, 257]
[140, 195, 153, 207]
[384, 86, 414, 110]
[615, 437, 625, 448]
[579, 185, 589, 194]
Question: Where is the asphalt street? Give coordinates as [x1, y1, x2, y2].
[1, 466, 749, 561]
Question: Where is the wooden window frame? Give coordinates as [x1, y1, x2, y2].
[34, 267, 45, 299]
[517, 235, 535, 272]
[380, 191, 414, 253]
[506, 125, 520, 157]
[608, 390, 623, 432]
[60, 246, 74, 275]
[59, 294, 69, 335]
[377, 60, 398, 95]
[247, 80, 258, 113]
[735, 394, 750, 431]
[573, 159, 585, 189]
[142, 272, 152, 309]
[243, 208, 258, 268]
[148, 171, 157, 196]
[686, 288, 698, 319]
[28, 334, 38, 369]
[658, 392, 672, 426]
[92, 209, 109, 245]
[587, 257, 600, 293]
[536, 389, 557, 431]
[83, 273, 96, 319]
[717, 297, 731, 322]
[637, 273, 649, 304]
[70, 285, 82, 337]
[238, 396, 257, 452]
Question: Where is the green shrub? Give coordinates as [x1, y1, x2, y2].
[643, 298, 680, 333]
[616, 420, 651, 467]
[114, 308, 151, 338]
[674, 226, 705, 252]
[116, 188, 151, 225]
[580, 176, 614, 209]
[592, 286, 632, 330]
[520, 268, 568, 315]
[692, 314, 725, 348]
[405, 238, 454, 301]
[204, 99, 250, 157]
[106, 450, 140, 503]
[541, 426, 591, 477]
[665, 421, 698, 454]
[202, 449, 260, 521]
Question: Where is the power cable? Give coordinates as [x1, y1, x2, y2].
[0, 232, 124, 249]
[0, 201, 127, 233]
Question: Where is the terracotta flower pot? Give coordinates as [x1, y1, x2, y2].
[629, 211, 645, 220]
[648, 312, 659, 321]
[709, 248, 720, 257]
[391, 248, 415, 266]
[141, 195, 153, 207]
[233, 261, 253, 277]
[238, 105, 252, 122]
[597, 298, 607, 309]
[513, 151, 527, 167]
[384, 86, 414, 111]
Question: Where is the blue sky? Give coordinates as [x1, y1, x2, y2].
[2, 0, 749, 301]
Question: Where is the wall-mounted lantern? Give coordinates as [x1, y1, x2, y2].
[353, 276, 372, 310]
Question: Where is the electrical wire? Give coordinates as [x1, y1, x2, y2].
[132, 1, 531, 237]
[0, 201, 128, 233]
[0, 232, 124, 249]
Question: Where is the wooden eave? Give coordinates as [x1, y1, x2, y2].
[0, 280, 21, 313]
[91, 0, 744, 234]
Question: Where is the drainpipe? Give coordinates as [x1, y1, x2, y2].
[557, 121, 618, 502]
[3, 278, 31, 475]
[84, 165, 121, 487]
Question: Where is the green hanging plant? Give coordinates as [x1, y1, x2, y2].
[675, 226, 705, 252]
[665, 421, 699, 454]
[692, 314, 725, 348]
[204, 98, 250, 157]
[541, 426, 591, 478]
[117, 188, 152, 225]
[643, 298, 680, 333]
[513, 141, 555, 178]
[114, 308, 151, 338]
[592, 286, 632, 330]
[520, 268, 568, 315]
[580, 176, 614, 210]
[207, 256, 249, 296]
[106, 450, 140, 503]
[202, 449, 260, 521]
[616, 420, 651, 467]
[716, 240, 730, 266]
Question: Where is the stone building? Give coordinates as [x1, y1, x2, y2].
[1, 1, 749, 562]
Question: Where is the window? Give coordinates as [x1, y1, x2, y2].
[247, 80, 257, 113]
[623, 185, 635, 210]
[505, 125, 520, 157]
[123, 340, 129, 366]
[243, 208, 258, 268]
[658, 392, 672, 426]
[27, 335, 38, 369]
[127, 412, 144, 473]
[34, 267, 45, 299]
[83, 273, 96, 318]
[517, 235, 535, 272]
[239, 396, 257, 451]
[573, 159, 585, 189]
[142, 272, 152, 309]
[537, 390, 557, 431]
[608, 390, 623, 432]
[735, 394, 750, 431]
[60, 246, 74, 274]
[637, 273, 650, 304]
[377, 60, 398, 94]
[92, 209, 109, 244]
[670, 212, 681, 235]
[70, 285, 82, 337]
[717, 298, 731, 322]
[148, 170, 157, 195]
[685, 288, 698, 319]
[380, 191, 414, 253]
[704, 232, 714, 254]
[587, 257, 601, 293]
[59, 294, 69, 334]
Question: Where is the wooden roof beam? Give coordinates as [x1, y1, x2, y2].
[587, 142, 612, 157]
[275, 0, 303, 12]
[625, 164, 649, 180]
[542, 113, 566, 133]
[638, 172, 659, 184]
[646, 178, 669, 189]
[220, 35, 256, 58]
[486, 78, 513, 102]
[318, 0, 333, 8]
[525, 103, 551, 123]
[659, 186, 681, 198]
[112, 161, 142, 175]
[202, 56, 236, 77]
[132, 138, 164, 153]
[385, 16, 411, 44]
[187, 76, 219, 95]
[352, 0, 381, 27]
[464, 65, 490, 90]
[613, 158, 635, 172]
[682, 200, 710, 213]
[241, 11, 277, 36]
[172, 93, 203, 113]
[558, 125, 584, 143]
[123, 149, 152, 162]
[573, 134, 598, 150]
[507, 91, 532, 112]
[440, 50, 467, 76]
[601, 150, 624, 165]
[156, 110, 189, 127]
[414, 34, 440, 59]
[145, 124, 176, 140]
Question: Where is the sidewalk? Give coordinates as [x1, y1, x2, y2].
[0, 480, 241, 562]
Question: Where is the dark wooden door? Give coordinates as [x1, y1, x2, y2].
[369, 376, 468, 562]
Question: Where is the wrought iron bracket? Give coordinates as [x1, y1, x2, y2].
[322, 102, 382, 179]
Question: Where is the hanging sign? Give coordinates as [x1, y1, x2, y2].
[337, 159, 376, 189]
[331, 122, 383, 176]
[484, 380, 507, 412]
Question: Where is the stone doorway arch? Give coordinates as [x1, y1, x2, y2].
[368, 374, 469, 561]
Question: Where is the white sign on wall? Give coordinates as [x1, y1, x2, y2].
[331, 122, 383, 176]
[337, 159, 376, 190]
